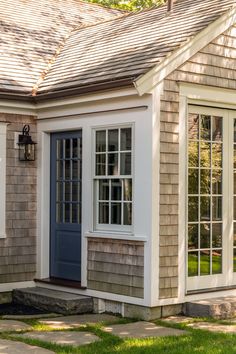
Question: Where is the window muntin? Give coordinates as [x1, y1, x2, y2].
[94, 127, 132, 231]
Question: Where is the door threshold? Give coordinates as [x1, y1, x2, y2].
[35, 277, 87, 290]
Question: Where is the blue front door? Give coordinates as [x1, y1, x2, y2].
[50, 131, 82, 281]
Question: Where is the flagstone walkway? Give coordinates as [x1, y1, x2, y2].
[0, 313, 236, 353]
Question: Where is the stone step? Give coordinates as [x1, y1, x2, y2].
[183, 296, 236, 319]
[13, 287, 93, 315]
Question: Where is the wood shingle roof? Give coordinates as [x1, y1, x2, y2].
[1, 0, 236, 98]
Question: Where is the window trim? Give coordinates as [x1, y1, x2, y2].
[93, 124, 134, 233]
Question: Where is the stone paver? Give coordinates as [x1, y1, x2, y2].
[161, 316, 195, 324]
[3, 313, 60, 320]
[0, 339, 54, 354]
[39, 314, 119, 329]
[0, 320, 31, 332]
[19, 331, 100, 347]
[103, 321, 187, 338]
[187, 322, 236, 333]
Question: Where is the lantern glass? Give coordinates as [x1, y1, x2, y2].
[19, 143, 36, 161]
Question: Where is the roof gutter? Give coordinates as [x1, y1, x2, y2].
[34, 77, 136, 102]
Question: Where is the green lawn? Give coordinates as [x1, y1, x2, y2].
[3, 318, 236, 354]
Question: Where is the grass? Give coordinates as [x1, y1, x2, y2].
[1, 316, 236, 354]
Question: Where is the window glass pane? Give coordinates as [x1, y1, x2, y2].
[65, 139, 71, 159]
[64, 182, 71, 202]
[234, 223, 236, 247]
[108, 130, 119, 152]
[200, 142, 211, 167]
[57, 160, 64, 180]
[212, 250, 222, 274]
[200, 250, 210, 275]
[212, 117, 222, 141]
[96, 154, 106, 176]
[124, 179, 132, 201]
[200, 115, 211, 140]
[72, 160, 80, 180]
[72, 182, 79, 202]
[234, 249, 236, 272]
[56, 182, 63, 202]
[188, 251, 198, 276]
[212, 196, 222, 221]
[212, 223, 222, 248]
[57, 140, 63, 159]
[65, 160, 70, 179]
[96, 131, 106, 152]
[64, 203, 70, 223]
[188, 142, 199, 167]
[56, 203, 63, 223]
[124, 203, 132, 225]
[108, 153, 118, 175]
[121, 128, 132, 150]
[99, 202, 109, 223]
[99, 179, 109, 200]
[200, 169, 210, 194]
[234, 145, 236, 169]
[188, 224, 198, 249]
[111, 203, 121, 224]
[120, 152, 131, 175]
[234, 119, 236, 143]
[212, 143, 222, 168]
[188, 197, 198, 222]
[188, 114, 199, 140]
[72, 204, 78, 223]
[78, 203, 81, 224]
[234, 197, 236, 221]
[111, 179, 122, 200]
[200, 223, 210, 248]
[200, 196, 210, 221]
[212, 170, 222, 195]
[188, 169, 198, 195]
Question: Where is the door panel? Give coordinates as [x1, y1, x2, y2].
[50, 131, 82, 282]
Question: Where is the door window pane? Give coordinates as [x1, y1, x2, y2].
[200, 142, 211, 167]
[188, 224, 198, 249]
[212, 223, 222, 248]
[188, 251, 198, 276]
[200, 169, 210, 194]
[188, 142, 199, 167]
[188, 114, 199, 140]
[212, 116, 222, 141]
[200, 223, 210, 248]
[188, 197, 198, 222]
[200, 196, 210, 221]
[200, 250, 210, 275]
[200, 115, 211, 140]
[212, 250, 222, 274]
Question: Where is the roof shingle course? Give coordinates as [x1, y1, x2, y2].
[0, 0, 236, 97]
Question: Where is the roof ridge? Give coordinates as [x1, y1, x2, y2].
[31, 28, 76, 96]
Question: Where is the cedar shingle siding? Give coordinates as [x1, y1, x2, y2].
[0, 113, 37, 283]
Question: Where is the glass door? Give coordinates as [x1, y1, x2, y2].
[187, 106, 230, 291]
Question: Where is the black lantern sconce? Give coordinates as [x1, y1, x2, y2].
[18, 125, 36, 161]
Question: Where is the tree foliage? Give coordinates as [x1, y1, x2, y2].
[86, 0, 164, 12]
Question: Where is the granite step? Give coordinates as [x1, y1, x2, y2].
[13, 287, 93, 315]
[183, 296, 236, 319]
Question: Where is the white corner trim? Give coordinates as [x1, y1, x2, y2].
[0, 123, 7, 239]
[134, 5, 236, 95]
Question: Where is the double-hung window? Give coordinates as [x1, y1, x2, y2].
[94, 127, 133, 232]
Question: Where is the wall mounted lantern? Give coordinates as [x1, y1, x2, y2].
[18, 125, 36, 161]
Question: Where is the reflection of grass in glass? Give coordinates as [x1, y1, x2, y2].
[188, 253, 222, 276]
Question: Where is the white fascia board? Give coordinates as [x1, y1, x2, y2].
[134, 6, 236, 95]
[0, 100, 35, 116]
[36, 87, 138, 111]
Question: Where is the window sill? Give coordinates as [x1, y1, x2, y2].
[85, 231, 147, 242]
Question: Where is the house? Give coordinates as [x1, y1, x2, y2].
[1, 0, 236, 319]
